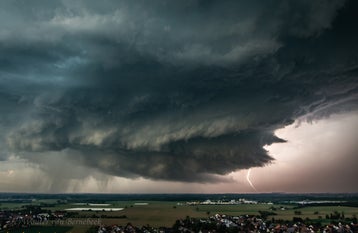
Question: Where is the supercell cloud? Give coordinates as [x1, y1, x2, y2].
[1, 0, 358, 183]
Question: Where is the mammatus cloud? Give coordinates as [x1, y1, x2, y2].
[1, 0, 358, 185]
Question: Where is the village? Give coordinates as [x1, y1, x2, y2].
[1, 193, 358, 233]
[93, 213, 358, 233]
[184, 198, 259, 206]
[0, 208, 68, 231]
[2, 206, 357, 233]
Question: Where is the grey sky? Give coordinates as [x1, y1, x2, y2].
[0, 0, 357, 192]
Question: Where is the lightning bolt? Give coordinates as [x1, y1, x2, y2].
[246, 169, 258, 192]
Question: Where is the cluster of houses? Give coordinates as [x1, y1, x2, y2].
[95, 223, 171, 233]
[0, 210, 65, 231]
[93, 214, 358, 233]
[185, 198, 259, 205]
[176, 214, 358, 233]
[1, 211, 357, 233]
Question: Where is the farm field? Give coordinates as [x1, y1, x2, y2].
[8, 202, 354, 228]
[1, 193, 358, 231]
[4, 226, 73, 233]
[74, 202, 358, 227]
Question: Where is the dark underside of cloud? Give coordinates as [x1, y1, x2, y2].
[1, 0, 358, 182]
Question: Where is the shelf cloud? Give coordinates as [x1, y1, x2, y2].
[1, 0, 357, 184]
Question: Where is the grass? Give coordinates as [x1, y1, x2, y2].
[72, 203, 295, 227]
[274, 206, 358, 220]
[0, 203, 31, 210]
[65, 225, 90, 233]
[74, 201, 197, 227]
[0, 199, 59, 211]
[75, 203, 358, 227]
[3, 226, 72, 233]
[193, 203, 293, 215]
[2, 200, 358, 228]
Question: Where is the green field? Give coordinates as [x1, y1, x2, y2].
[273, 206, 358, 220]
[0, 199, 59, 211]
[4, 226, 72, 233]
[55, 202, 358, 227]
[2, 199, 358, 230]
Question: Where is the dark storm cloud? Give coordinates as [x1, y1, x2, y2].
[81, 132, 284, 182]
[1, 0, 358, 182]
